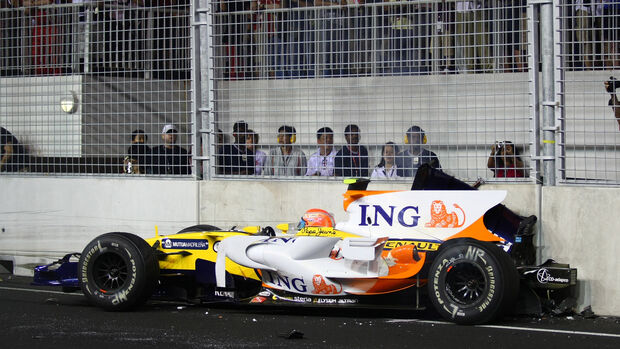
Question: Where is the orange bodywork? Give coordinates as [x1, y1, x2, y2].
[343, 190, 398, 211]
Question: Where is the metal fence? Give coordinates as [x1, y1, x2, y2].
[1, 1, 619, 185]
[212, 1, 529, 79]
[555, 0, 620, 185]
[209, 0, 533, 182]
[0, 2, 193, 175]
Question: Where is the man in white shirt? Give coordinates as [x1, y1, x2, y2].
[264, 125, 307, 176]
[306, 127, 338, 176]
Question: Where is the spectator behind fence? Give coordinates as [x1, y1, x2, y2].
[605, 76, 620, 131]
[1, 126, 29, 172]
[151, 124, 191, 175]
[396, 125, 440, 177]
[24, 0, 62, 75]
[487, 141, 525, 178]
[384, 0, 416, 73]
[217, 120, 254, 175]
[371, 141, 399, 179]
[573, 0, 598, 69]
[602, 0, 620, 68]
[334, 124, 369, 177]
[245, 129, 266, 175]
[251, 0, 283, 78]
[124, 129, 151, 174]
[499, 0, 526, 72]
[454, 1, 492, 72]
[219, 0, 252, 79]
[264, 125, 307, 176]
[306, 126, 337, 176]
[316, 0, 348, 76]
[287, 0, 315, 76]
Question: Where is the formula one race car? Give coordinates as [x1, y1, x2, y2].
[33, 165, 576, 325]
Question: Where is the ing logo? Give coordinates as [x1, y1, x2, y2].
[311, 275, 342, 295]
[425, 200, 466, 228]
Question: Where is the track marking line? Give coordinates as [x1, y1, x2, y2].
[481, 324, 620, 338]
[0, 285, 84, 296]
[386, 319, 620, 338]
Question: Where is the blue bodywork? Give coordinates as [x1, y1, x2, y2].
[32, 253, 80, 288]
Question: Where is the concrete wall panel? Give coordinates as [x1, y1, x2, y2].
[1, 176, 619, 316]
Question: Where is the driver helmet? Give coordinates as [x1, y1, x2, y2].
[298, 209, 336, 229]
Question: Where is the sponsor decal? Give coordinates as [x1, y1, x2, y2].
[337, 298, 358, 304]
[265, 237, 297, 244]
[111, 257, 136, 305]
[477, 265, 496, 312]
[291, 296, 358, 304]
[358, 205, 421, 227]
[311, 274, 343, 295]
[465, 246, 487, 263]
[250, 296, 267, 303]
[214, 290, 235, 298]
[536, 268, 570, 284]
[425, 200, 466, 228]
[383, 239, 440, 252]
[161, 238, 208, 250]
[263, 271, 308, 293]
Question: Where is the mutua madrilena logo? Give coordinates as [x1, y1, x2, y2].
[161, 238, 208, 250]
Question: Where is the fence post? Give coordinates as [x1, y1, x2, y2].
[538, 0, 557, 186]
[192, 0, 212, 180]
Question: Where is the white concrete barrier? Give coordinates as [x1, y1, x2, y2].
[1, 176, 618, 316]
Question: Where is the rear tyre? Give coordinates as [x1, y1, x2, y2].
[176, 224, 221, 234]
[427, 239, 519, 324]
[78, 232, 159, 311]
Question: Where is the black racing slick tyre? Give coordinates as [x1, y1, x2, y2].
[427, 239, 519, 325]
[176, 224, 221, 234]
[78, 232, 159, 311]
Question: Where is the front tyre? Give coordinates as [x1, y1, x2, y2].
[427, 239, 519, 325]
[78, 232, 159, 311]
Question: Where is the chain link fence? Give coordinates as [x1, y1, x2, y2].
[1, 1, 619, 185]
[556, 0, 620, 184]
[1, 2, 192, 175]
[210, 0, 533, 182]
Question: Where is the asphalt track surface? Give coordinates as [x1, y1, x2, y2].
[1, 273, 619, 349]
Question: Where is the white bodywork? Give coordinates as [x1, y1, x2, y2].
[216, 190, 506, 296]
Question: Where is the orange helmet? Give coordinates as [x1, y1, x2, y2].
[299, 209, 336, 228]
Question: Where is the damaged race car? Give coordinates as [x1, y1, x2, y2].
[33, 165, 575, 325]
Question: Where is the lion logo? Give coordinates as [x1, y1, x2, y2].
[311, 274, 342, 295]
[425, 200, 465, 228]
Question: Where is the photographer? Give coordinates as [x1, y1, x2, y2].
[487, 141, 525, 178]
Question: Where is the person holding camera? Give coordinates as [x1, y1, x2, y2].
[487, 141, 525, 178]
[604, 76, 620, 131]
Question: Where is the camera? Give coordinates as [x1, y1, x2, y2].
[495, 141, 505, 155]
[606, 76, 620, 94]
[123, 156, 135, 174]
